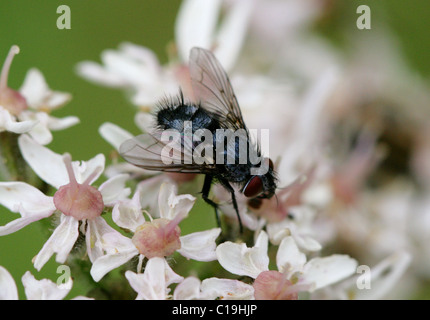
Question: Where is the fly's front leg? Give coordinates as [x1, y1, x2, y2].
[219, 179, 243, 234]
[201, 175, 221, 228]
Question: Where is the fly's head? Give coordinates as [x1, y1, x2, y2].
[242, 158, 277, 205]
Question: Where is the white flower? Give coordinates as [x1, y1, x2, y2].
[173, 276, 254, 300]
[19, 68, 71, 111]
[18, 68, 78, 145]
[125, 257, 183, 300]
[76, 42, 179, 108]
[0, 135, 130, 271]
[266, 206, 322, 251]
[0, 46, 78, 144]
[90, 182, 220, 282]
[0, 266, 91, 300]
[216, 231, 357, 298]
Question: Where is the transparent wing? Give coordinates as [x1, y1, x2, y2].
[189, 47, 248, 132]
[119, 130, 216, 173]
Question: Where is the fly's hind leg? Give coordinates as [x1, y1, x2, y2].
[201, 175, 221, 228]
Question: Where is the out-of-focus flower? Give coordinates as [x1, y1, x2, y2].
[313, 251, 411, 300]
[90, 182, 220, 282]
[77, 0, 253, 110]
[76, 42, 180, 108]
[125, 257, 184, 300]
[0, 266, 91, 300]
[175, 0, 254, 71]
[265, 206, 322, 252]
[19, 68, 78, 145]
[0, 135, 130, 270]
[0, 46, 78, 145]
[99, 122, 155, 178]
[216, 231, 357, 299]
[0, 266, 18, 300]
[173, 276, 254, 300]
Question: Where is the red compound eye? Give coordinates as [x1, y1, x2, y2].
[243, 176, 263, 198]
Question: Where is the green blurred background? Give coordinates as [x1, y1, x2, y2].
[0, 0, 429, 299]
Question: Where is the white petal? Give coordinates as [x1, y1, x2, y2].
[158, 182, 195, 220]
[119, 42, 161, 70]
[303, 255, 358, 291]
[125, 257, 183, 300]
[293, 234, 322, 252]
[354, 251, 411, 300]
[137, 175, 174, 215]
[0, 181, 54, 214]
[27, 121, 53, 145]
[216, 231, 269, 279]
[22, 271, 70, 300]
[98, 173, 131, 206]
[72, 153, 105, 185]
[276, 236, 307, 277]
[99, 122, 133, 151]
[101, 49, 156, 88]
[0, 106, 36, 133]
[86, 217, 120, 263]
[163, 259, 185, 287]
[178, 228, 221, 261]
[75, 61, 129, 87]
[47, 115, 79, 131]
[44, 92, 72, 109]
[175, 0, 221, 62]
[0, 266, 18, 300]
[266, 220, 291, 245]
[134, 112, 155, 133]
[201, 278, 254, 300]
[0, 182, 55, 236]
[104, 162, 149, 179]
[91, 245, 138, 282]
[173, 277, 201, 300]
[18, 134, 67, 188]
[213, 0, 254, 71]
[0, 208, 54, 236]
[19, 68, 71, 110]
[33, 216, 79, 271]
[19, 68, 49, 106]
[112, 193, 145, 232]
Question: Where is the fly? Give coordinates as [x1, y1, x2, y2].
[119, 47, 278, 233]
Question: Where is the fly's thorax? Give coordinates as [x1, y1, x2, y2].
[156, 99, 219, 133]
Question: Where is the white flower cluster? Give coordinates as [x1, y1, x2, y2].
[1, 0, 427, 300]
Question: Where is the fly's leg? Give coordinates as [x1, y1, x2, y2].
[219, 178, 243, 234]
[201, 175, 221, 228]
